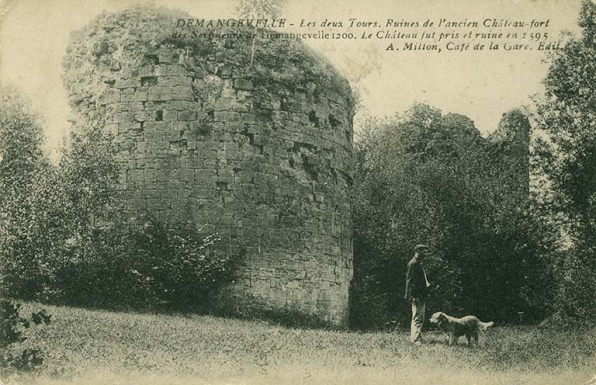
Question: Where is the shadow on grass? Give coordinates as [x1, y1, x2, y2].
[211, 302, 343, 331]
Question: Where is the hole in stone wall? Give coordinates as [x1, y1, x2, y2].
[241, 123, 255, 144]
[145, 54, 159, 65]
[141, 76, 158, 86]
[329, 114, 341, 128]
[257, 110, 273, 122]
[155, 110, 163, 121]
[195, 123, 212, 136]
[308, 110, 320, 128]
[301, 154, 319, 182]
[293, 141, 317, 152]
[346, 175, 354, 188]
[303, 163, 319, 182]
[93, 40, 110, 56]
[313, 89, 322, 103]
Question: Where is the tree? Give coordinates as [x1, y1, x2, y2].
[534, 0, 596, 242]
[0, 85, 54, 298]
[57, 126, 122, 258]
[532, 0, 596, 323]
[0, 86, 118, 302]
[351, 104, 552, 329]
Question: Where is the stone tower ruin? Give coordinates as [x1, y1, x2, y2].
[63, 7, 355, 327]
[489, 109, 531, 196]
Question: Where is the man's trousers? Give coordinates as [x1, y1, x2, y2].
[410, 297, 426, 343]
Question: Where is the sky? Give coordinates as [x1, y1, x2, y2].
[0, 0, 584, 159]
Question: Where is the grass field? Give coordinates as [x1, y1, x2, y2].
[10, 302, 596, 385]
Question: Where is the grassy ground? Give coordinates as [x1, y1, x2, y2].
[11, 302, 596, 385]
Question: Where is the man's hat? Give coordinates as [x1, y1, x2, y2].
[414, 244, 429, 252]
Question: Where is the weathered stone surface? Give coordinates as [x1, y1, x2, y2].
[63, 7, 355, 328]
[489, 110, 531, 196]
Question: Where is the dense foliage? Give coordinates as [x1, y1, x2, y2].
[46, 215, 233, 311]
[0, 85, 54, 300]
[351, 105, 554, 329]
[0, 86, 235, 313]
[532, 0, 596, 324]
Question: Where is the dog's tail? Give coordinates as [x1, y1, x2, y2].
[479, 321, 494, 331]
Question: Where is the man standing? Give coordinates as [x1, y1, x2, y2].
[404, 244, 431, 345]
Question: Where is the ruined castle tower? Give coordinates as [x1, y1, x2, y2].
[489, 109, 531, 196]
[62, 8, 355, 326]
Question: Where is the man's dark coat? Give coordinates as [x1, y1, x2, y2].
[404, 257, 428, 300]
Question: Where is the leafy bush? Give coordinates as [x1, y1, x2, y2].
[46, 217, 235, 312]
[121, 218, 233, 311]
[0, 300, 51, 384]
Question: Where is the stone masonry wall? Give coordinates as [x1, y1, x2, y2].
[63, 8, 355, 327]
